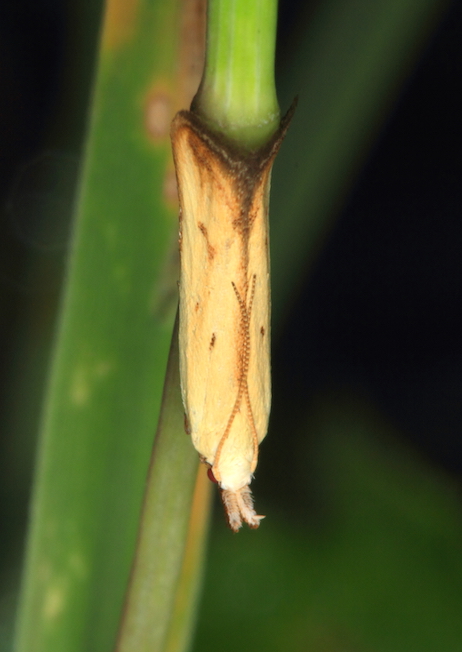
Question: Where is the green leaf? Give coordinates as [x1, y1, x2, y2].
[14, 1, 184, 650]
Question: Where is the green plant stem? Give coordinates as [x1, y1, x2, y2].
[115, 314, 200, 652]
[162, 469, 213, 652]
[192, 0, 280, 149]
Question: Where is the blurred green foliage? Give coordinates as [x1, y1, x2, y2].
[0, 0, 460, 651]
[195, 394, 462, 651]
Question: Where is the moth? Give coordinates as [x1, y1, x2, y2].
[171, 106, 294, 531]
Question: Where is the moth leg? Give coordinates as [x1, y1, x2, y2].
[221, 486, 265, 532]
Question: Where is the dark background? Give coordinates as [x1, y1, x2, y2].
[0, 0, 461, 638]
[272, 0, 462, 476]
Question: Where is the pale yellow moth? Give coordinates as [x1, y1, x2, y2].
[171, 106, 294, 531]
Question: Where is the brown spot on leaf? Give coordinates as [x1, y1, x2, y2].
[145, 91, 172, 141]
[178, 0, 207, 107]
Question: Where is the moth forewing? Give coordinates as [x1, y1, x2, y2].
[175, 122, 250, 462]
[171, 107, 293, 531]
[246, 169, 272, 444]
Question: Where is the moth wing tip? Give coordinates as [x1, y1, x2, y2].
[246, 513, 265, 530]
[221, 486, 265, 532]
[228, 514, 243, 533]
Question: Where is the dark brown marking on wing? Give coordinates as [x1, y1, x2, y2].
[198, 221, 216, 260]
[171, 101, 296, 262]
[209, 333, 216, 350]
[213, 275, 259, 474]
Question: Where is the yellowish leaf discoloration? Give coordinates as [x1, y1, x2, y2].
[101, 0, 139, 52]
